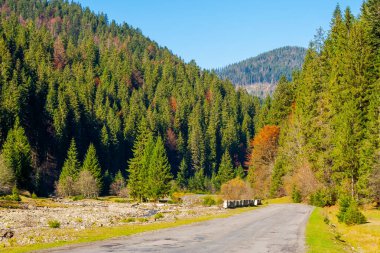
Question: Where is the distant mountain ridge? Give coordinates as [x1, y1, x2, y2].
[214, 46, 307, 96]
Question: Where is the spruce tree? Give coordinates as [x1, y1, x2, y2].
[177, 158, 188, 189]
[57, 138, 80, 196]
[216, 151, 235, 189]
[127, 119, 154, 201]
[2, 119, 31, 189]
[147, 136, 173, 200]
[82, 143, 103, 191]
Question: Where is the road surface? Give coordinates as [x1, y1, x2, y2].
[45, 204, 313, 253]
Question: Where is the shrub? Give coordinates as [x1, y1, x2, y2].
[154, 213, 164, 220]
[72, 195, 84, 201]
[31, 192, 38, 199]
[337, 196, 351, 222]
[56, 176, 76, 197]
[124, 217, 135, 223]
[221, 178, 252, 200]
[291, 185, 302, 203]
[9, 186, 21, 201]
[48, 220, 61, 228]
[337, 197, 366, 225]
[74, 170, 100, 198]
[137, 217, 148, 222]
[309, 188, 336, 207]
[202, 196, 216, 206]
[110, 171, 126, 196]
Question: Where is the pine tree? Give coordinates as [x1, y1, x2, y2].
[127, 119, 154, 201]
[177, 158, 188, 189]
[147, 136, 173, 200]
[216, 151, 235, 189]
[60, 139, 81, 181]
[57, 138, 80, 196]
[82, 143, 103, 191]
[2, 119, 31, 189]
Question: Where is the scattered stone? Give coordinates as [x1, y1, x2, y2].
[0, 229, 14, 239]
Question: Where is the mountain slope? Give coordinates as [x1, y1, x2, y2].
[215, 46, 307, 96]
[0, 0, 256, 195]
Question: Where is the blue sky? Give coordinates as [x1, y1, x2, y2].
[76, 1, 362, 69]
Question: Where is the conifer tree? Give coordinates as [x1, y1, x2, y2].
[2, 119, 31, 189]
[57, 139, 80, 196]
[177, 158, 188, 189]
[216, 151, 235, 189]
[127, 119, 154, 201]
[147, 136, 173, 200]
[82, 143, 103, 190]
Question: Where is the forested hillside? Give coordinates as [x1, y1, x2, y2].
[215, 46, 307, 96]
[249, 2, 380, 206]
[0, 0, 257, 197]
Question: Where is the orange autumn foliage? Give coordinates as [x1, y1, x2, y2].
[247, 125, 280, 198]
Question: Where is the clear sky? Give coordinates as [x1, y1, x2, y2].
[75, 0, 362, 69]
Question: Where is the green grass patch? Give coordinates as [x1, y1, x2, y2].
[4, 206, 260, 253]
[265, 196, 292, 204]
[120, 217, 135, 223]
[306, 208, 349, 253]
[154, 213, 164, 220]
[47, 220, 61, 229]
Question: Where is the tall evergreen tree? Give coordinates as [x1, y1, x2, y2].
[147, 136, 173, 200]
[216, 151, 235, 189]
[127, 119, 154, 201]
[82, 143, 103, 190]
[59, 139, 80, 181]
[2, 119, 31, 189]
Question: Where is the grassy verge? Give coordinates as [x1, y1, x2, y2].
[306, 206, 380, 253]
[265, 196, 292, 204]
[3, 206, 260, 253]
[306, 207, 349, 253]
[324, 206, 380, 253]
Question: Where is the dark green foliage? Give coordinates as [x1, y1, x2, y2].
[202, 196, 216, 206]
[337, 197, 367, 225]
[82, 144, 103, 190]
[176, 159, 188, 189]
[215, 151, 235, 190]
[57, 139, 80, 196]
[0, 153, 15, 194]
[147, 136, 173, 200]
[60, 139, 80, 181]
[0, 0, 257, 195]
[1, 185, 21, 201]
[127, 120, 154, 201]
[48, 220, 61, 228]
[270, 157, 286, 198]
[291, 186, 302, 203]
[309, 189, 336, 207]
[215, 46, 307, 96]
[2, 120, 31, 189]
[235, 166, 245, 179]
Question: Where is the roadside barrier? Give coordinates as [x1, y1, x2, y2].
[223, 199, 261, 208]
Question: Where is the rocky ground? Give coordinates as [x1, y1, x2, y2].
[0, 195, 226, 248]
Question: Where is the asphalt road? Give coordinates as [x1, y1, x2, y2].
[46, 204, 314, 253]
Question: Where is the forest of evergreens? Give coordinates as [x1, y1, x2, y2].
[215, 46, 307, 85]
[0, 0, 257, 198]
